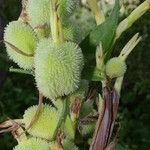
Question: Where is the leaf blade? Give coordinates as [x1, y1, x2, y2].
[80, 0, 120, 60]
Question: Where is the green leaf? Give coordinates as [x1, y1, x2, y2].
[80, 100, 94, 118]
[65, 115, 75, 140]
[79, 0, 120, 61]
[81, 66, 102, 81]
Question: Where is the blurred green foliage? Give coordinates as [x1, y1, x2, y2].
[0, 0, 150, 149]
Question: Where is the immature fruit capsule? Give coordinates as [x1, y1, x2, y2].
[23, 104, 61, 140]
[34, 39, 84, 99]
[4, 21, 37, 69]
[14, 137, 50, 150]
[58, 0, 79, 21]
[27, 0, 50, 28]
[71, 7, 96, 38]
[105, 57, 127, 78]
[63, 22, 82, 43]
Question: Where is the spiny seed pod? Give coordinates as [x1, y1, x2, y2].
[34, 26, 50, 40]
[58, 0, 79, 21]
[63, 22, 82, 43]
[4, 21, 37, 69]
[34, 39, 84, 99]
[27, 0, 50, 28]
[14, 138, 50, 150]
[23, 104, 61, 140]
[49, 141, 63, 150]
[71, 7, 96, 38]
[105, 57, 127, 79]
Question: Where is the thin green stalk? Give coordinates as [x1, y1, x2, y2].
[58, 17, 65, 42]
[114, 76, 124, 96]
[9, 67, 33, 75]
[116, 0, 150, 40]
[51, 97, 68, 141]
[50, 0, 59, 42]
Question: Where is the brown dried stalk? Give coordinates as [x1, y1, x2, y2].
[90, 86, 120, 150]
[90, 87, 113, 150]
[25, 93, 43, 130]
[0, 119, 26, 142]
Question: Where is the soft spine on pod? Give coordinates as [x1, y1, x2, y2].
[23, 104, 61, 140]
[58, 0, 79, 20]
[26, 0, 51, 39]
[71, 7, 96, 38]
[63, 20, 82, 43]
[34, 39, 84, 99]
[13, 137, 50, 150]
[27, 0, 50, 28]
[105, 57, 127, 79]
[4, 21, 37, 69]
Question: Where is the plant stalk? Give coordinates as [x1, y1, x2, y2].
[116, 0, 150, 40]
[9, 67, 33, 75]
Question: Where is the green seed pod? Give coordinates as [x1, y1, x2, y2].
[4, 21, 37, 69]
[14, 137, 50, 150]
[27, 0, 50, 28]
[63, 22, 82, 43]
[58, 0, 79, 21]
[49, 141, 63, 150]
[71, 7, 96, 38]
[34, 28, 46, 39]
[105, 57, 127, 79]
[23, 104, 61, 140]
[34, 26, 50, 40]
[34, 39, 84, 99]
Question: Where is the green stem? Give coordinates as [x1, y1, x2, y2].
[114, 76, 124, 96]
[58, 17, 65, 42]
[9, 67, 33, 75]
[115, 0, 150, 40]
[51, 97, 68, 141]
[53, 10, 59, 42]
[50, 0, 59, 42]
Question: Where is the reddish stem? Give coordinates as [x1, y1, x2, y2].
[90, 87, 113, 150]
